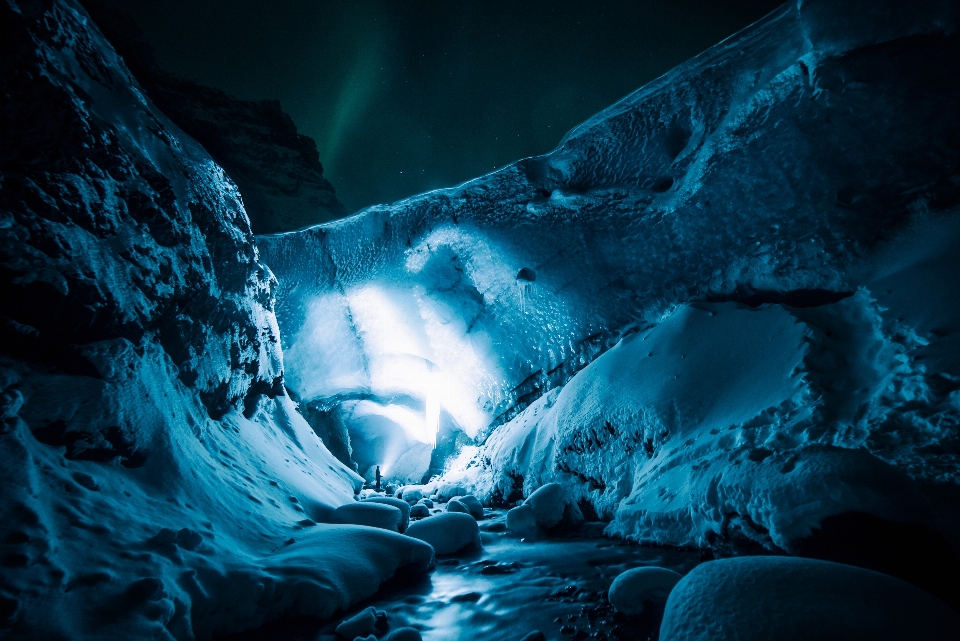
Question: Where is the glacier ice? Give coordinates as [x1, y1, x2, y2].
[3, 0, 960, 637]
[260, 0, 960, 559]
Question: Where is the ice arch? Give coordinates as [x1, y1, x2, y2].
[268, 222, 598, 480]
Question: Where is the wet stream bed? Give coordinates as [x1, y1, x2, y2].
[224, 510, 705, 641]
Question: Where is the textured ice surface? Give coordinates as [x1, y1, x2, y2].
[447, 298, 946, 549]
[260, 0, 960, 552]
[4, 0, 960, 638]
[260, 0, 960, 501]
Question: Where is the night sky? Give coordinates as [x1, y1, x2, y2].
[99, 0, 784, 213]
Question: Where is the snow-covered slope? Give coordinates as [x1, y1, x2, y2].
[454, 294, 951, 551]
[0, 1, 431, 638]
[260, 0, 960, 553]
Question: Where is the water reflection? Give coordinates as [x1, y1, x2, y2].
[223, 511, 703, 641]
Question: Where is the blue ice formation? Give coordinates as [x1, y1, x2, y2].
[2, 0, 960, 638]
[261, 0, 960, 518]
[1, 0, 431, 637]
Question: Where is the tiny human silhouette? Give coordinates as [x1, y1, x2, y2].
[375, 465, 381, 491]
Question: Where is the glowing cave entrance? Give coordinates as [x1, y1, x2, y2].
[286, 284, 487, 484]
[274, 224, 581, 485]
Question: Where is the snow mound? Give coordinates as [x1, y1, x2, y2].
[450, 495, 484, 519]
[335, 606, 386, 639]
[335, 503, 405, 532]
[525, 484, 567, 529]
[608, 567, 682, 616]
[397, 486, 425, 504]
[363, 497, 411, 532]
[405, 513, 482, 555]
[659, 556, 960, 641]
[446, 499, 469, 515]
[506, 505, 538, 534]
[435, 482, 468, 502]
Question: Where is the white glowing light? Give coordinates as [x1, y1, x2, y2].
[425, 383, 440, 448]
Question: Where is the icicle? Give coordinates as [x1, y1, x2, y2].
[516, 267, 536, 314]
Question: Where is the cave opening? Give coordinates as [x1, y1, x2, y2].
[3, 0, 960, 640]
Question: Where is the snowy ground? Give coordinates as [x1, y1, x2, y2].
[222, 511, 703, 641]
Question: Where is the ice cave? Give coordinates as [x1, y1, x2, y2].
[2, 0, 960, 639]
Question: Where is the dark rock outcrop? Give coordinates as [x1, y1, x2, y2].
[82, 1, 347, 234]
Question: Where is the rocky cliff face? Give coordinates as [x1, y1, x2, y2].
[81, 1, 347, 235]
[0, 1, 427, 638]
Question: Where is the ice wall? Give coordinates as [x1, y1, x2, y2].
[0, 1, 431, 638]
[260, 0, 960, 511]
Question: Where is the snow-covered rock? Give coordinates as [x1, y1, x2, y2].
[259, 0, 960, 559]
[335, 503, 404, 532]
[435, 482, 468, 502]
[363, 497, 411, 532]
[335, 606, 385, 639]
[659, 556, 960, 641]
[405, 513, 482, 555]
[446, 499, 470, 515]
[451, 495, 484, 519]
[608, 567, 683, 616]
[506, 504, 538, 534]
[397, 486, 425, 504]
[384, 628, 423, 641]
[410, 504, 430, 518]
[525, 484, 567, 529]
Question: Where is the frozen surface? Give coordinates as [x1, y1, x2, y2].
[4, 0, 960, 638]
[660, 556, 960, 641]
[450, 298, 941, 550]
[0, 1, 429, 637]
[259, 0, 960, 540]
